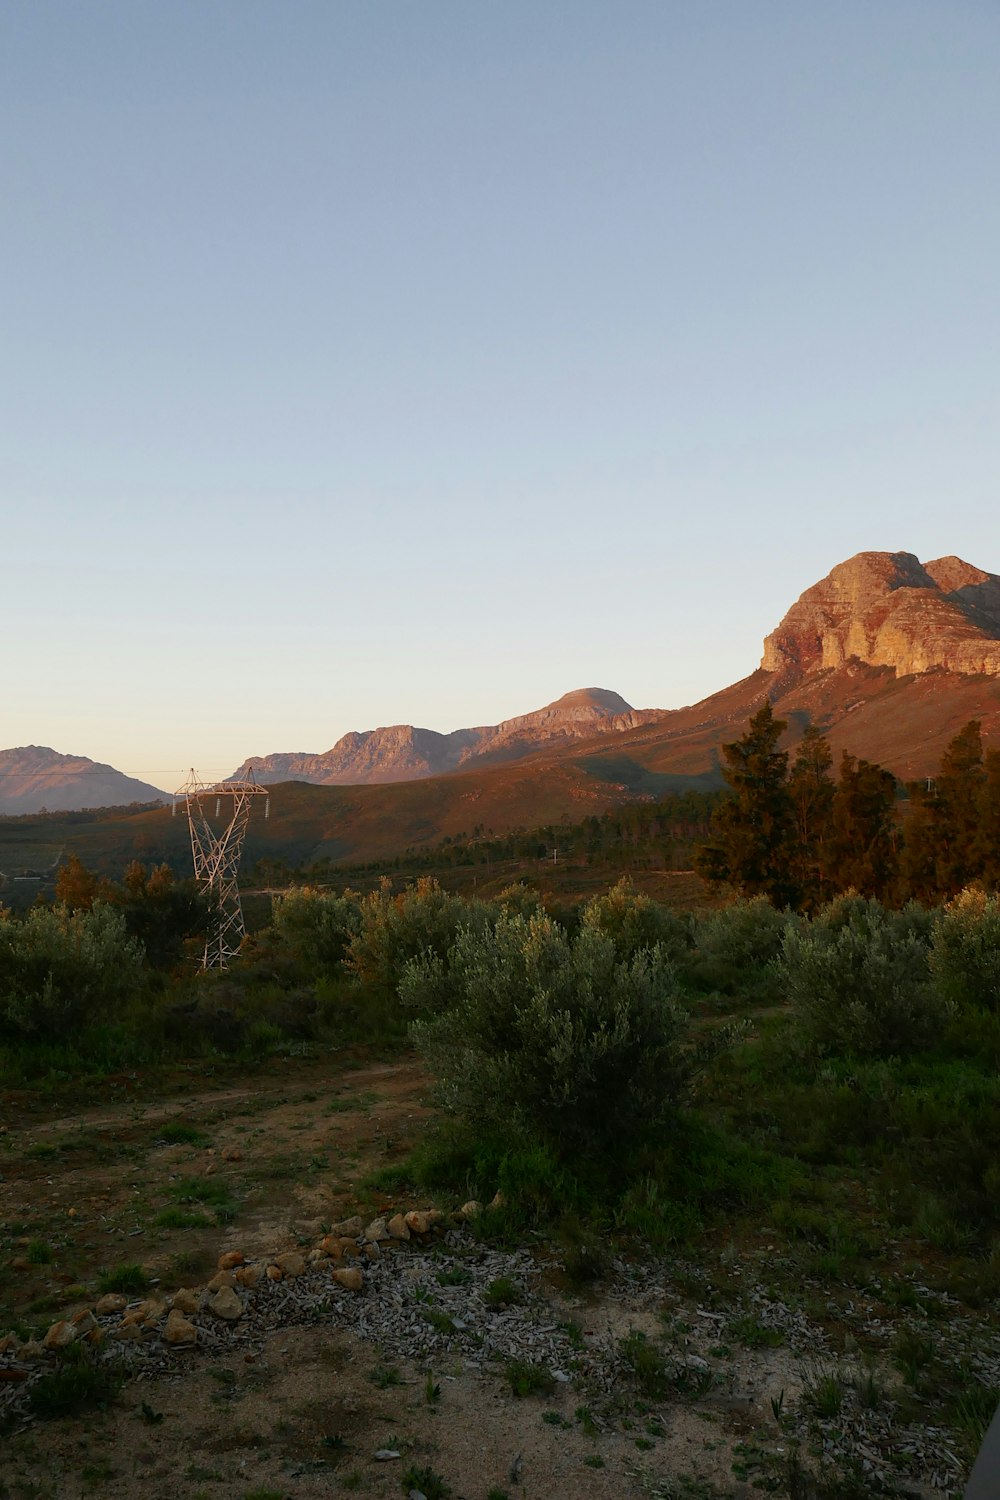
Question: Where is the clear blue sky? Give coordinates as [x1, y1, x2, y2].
[3, 2, 998, 792]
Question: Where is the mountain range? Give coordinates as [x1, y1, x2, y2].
[4, 552, 1000, 853]
[230, 687, 664, 786]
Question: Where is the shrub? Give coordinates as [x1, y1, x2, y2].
[580, 878, 690, 965]
[688, 896, 795, 994]
[347, 877, 490, 992]
[778, 905, 947, 1058]
[405, 911, 691, 1160]
[0, 903, 145, 1040]
[494, 883, 543, 919]
[270, 886, 362, 975]
[930, 887, 1000, 1014]
[815, 891, 936, 947]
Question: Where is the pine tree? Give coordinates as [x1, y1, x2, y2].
[787, 724, 835, 910]
[974, 747, 1000, 891]
[829, 753, 898, 896]
[935, 720, 985, 894]
[695, 701, 798, 906]
[901, 721, 986, 900]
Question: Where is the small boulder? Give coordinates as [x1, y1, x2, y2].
[387, 1214, 410, 1241]
[459, 1200, 481, 1220]
[217, 1250, 244, 1271]
[43, 1320, 76, 1351]
[274, 1251, 306, 1279]
[266, 1264, 282, 1282]
[71, 1310, 97, 1336]
[331, 1215, 364, 1238]
[207, 1286, 243, 1321]
[95, 1293, 128, 1316]
[164, 1309, 199, 1346]
[18, 1340, 45, 1363]
[363, 1242, 381, 1263]
[404, 1210, 433, 1236]
[170, 1287, 199, 1315]
[206, 1270, 235, 1293]
[122, 1299, 166, 1327]
[221, 1146, 242, 1162]
[331, 1267, 364, 1292]
[235, 1264, 261, 1289]
[365, 1217, 390, 1242]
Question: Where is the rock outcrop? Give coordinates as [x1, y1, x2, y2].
[232, 688, 664, 787]
[761, 552, 1000, 680]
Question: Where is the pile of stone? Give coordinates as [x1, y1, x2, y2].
[0, 1200, 487, 1386]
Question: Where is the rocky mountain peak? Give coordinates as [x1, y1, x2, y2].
[231, 688, 660, 787]
[761, 550, 1000, 679]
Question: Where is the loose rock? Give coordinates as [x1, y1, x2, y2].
[95, 1293, 128, 1316]
[331, 1267, 364, 1292]
[43, 1321, 76, 1351]
[274, 1252, 306, 1279]
[164, 1309, 199, 1346]
[331, 1216, 364, 1238]
[207, 1286, 243, 1321]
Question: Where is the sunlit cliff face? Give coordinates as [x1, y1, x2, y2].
[761, 552, 1000, 680]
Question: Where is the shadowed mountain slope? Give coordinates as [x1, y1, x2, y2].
[231, 688, 664, 785]
[0, 747, 168, 816]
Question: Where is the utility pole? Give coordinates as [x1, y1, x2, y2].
[174, 770, 269, 969]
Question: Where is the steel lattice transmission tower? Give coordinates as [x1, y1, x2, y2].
[174, 771, 270, 969]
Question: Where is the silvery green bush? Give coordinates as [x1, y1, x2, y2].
[271, 885, 362, 975]
[347, 876, 491, 992]
[778, 902, 946, 1058]
[930, 887, 1000, 1014]
[403, 911, 691, 1158]
[580, 877, 691, 966]
[0, 903, 145, 1039]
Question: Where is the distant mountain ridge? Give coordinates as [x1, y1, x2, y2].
[10, 550, 1000, 828]
[0, 747, 168, 816]
[232, 687, 665, 786]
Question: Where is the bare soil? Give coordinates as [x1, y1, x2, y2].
[1, 1053, 993, 1500]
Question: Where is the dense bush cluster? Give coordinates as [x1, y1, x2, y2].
[0, 902, 144, 1039]
[3, 855, 1000, 1287]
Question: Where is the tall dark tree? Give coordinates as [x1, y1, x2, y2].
[934, 720, 985, 894]
[975, 748, 1000, 891]
[695, 701, 798, 906]
[787, 723, 835, 910]
[829, 753, 898, 896]
[901, 721, 986, 900]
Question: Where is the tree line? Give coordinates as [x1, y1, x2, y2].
[695, 703, 1000, 909]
